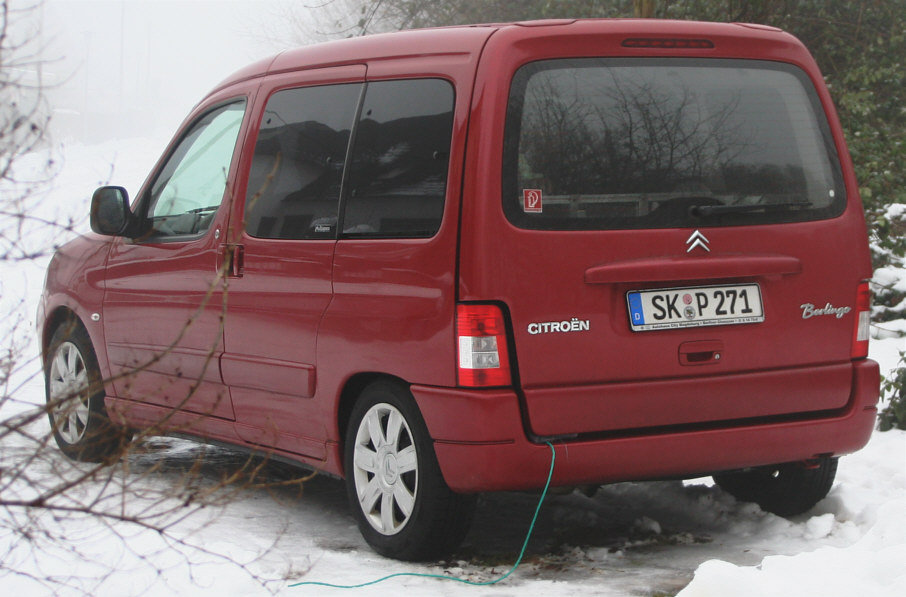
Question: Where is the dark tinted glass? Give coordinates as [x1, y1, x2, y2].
[503, 59, 846, 230]
[343, 79, 454, 238]
[245, 84, 362, 239]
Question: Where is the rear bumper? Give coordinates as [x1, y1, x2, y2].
[411, 358, 880, 493]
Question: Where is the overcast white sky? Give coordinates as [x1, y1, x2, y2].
[35, 0, 306, 141]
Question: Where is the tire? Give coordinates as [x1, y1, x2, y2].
[45, 321, 130, 462]
[713, 457, 838, 517]
[344, 380, 476, 560]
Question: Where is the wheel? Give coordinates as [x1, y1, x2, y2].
[45, 321, 130, 462]
[344, 380, 476, 560]
[713, 457, 838, 517]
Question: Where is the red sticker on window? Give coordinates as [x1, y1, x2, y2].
[523, 189, 543, 213]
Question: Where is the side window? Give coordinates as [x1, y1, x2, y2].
[146, 101, 246, 238]
[343, 79, 454, 238]
[244, 84, 362, 240]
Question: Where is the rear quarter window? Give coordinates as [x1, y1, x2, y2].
[503, 58, 846, 230]
[342, 78, 454, 238]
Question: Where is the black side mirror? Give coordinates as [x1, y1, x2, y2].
[90, 186, 132, 236]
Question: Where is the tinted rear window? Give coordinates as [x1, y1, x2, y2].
[245, 84, 361, 240]
[503, 59, 846, 230]
[343, 79, 454, 238]
[244, 79, 453, 240]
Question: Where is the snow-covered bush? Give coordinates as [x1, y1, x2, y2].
[879, 353, 906, 431]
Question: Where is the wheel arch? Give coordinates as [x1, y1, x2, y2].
[338, 371, 477, 559]
[335, 372, 413, 477]
[44, 308, 131, 462]
[42, 307, 86, 362]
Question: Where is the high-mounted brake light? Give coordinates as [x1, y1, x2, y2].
[622, 38, 714, 49]
[456, 304, 512, 387]
[851, 282, 871, 359]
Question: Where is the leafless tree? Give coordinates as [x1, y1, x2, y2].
[0, 3, 314, 594]
[516, 66, 749, 199]
[280, 0, 631, 43]
[0, 0, 55, 261]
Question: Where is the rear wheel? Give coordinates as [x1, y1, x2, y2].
[344, 380, 475, 560]
[45, 321, 130, 462]
[713, 457, 838, 517]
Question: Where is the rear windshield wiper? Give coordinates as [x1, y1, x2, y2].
[689, 201, 813, 217]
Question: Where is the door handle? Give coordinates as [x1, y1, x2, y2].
[221, 243, 244, 278]
[678, 340, 723, 366]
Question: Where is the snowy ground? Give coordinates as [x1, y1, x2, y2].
[1, 139, 904, 596]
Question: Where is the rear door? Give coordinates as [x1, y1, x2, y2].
[461, 49, 872, 437]
[222, 67, 365, 458]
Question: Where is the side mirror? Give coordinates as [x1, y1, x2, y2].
[90, 186, 132, 236]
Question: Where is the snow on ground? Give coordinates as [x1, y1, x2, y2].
[1, 139, 905, 596]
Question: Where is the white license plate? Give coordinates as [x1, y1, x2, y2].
[627, 284, 764, 331]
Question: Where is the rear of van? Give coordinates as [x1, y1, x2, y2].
[41, 17, 880, 561]
[421, 20, 879, 503]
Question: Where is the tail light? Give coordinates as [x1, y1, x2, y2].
[851, 281, 871, 359]
[456, 304, 512, 387]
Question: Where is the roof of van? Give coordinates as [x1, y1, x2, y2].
[211, 19, 798, 94]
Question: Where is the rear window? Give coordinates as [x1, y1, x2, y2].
[503, 58, 846, 230]
[343, 79, 454, 238]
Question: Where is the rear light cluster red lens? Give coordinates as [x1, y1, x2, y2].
[456, 304, 512, 387]
[851, 281, 871, 359]
[622, 38, 714, 49]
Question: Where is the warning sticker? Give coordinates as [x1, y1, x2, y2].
[523, 189, 543, 213]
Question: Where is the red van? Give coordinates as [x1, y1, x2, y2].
[39, 19, 880, 560]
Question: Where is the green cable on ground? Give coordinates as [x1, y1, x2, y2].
[289, 441, 557, 590]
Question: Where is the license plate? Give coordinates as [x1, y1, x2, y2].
[627, 284, 764, 332]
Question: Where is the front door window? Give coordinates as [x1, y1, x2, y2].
[145, 101, 246, 238]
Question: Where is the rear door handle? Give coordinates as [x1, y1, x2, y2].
[679, 340, 724, 365]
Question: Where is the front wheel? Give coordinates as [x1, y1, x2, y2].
[713, 457, 838, 517]
[45, 321, 130, 462]
[344, 380, 475, 560]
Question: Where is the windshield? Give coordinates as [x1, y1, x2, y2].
[503, 59, 846, 229]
